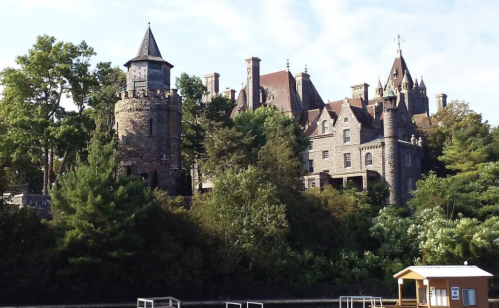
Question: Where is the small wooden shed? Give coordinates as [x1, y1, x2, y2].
[392, 265, 493, 308]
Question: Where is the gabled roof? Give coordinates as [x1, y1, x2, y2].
[386, 49, 412, 88]
[394, 265, 493, 279]
[124, 27, 173, 68]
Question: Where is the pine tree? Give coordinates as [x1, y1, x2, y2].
[50, 130, 152, 286]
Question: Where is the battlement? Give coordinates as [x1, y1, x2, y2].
[118, 89, 181, 101]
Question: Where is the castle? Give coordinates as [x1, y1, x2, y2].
[116, 27, 446, 206]
[114, 26, 182, 196]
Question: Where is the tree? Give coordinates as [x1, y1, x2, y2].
[50, 130, 152, 287]
[0, 35, 97, 194]
[191, 166, 288, 275]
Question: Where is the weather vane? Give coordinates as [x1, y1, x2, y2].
[395, 34, 404, 49]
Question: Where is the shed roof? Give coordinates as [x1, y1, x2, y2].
[394, 265, 493, 279]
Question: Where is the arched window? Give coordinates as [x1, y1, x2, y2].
[322, 120, 329, 134]
[149, 118, 153, 136]
[344, 117, 349, 123]
[365, 152, 373, 166]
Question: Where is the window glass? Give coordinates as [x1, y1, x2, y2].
[407, 178, 412, 194]
[343, 129, 351, 143]
[463, 289, 476, 306]
[134, 81, 146, 91]
[322, 120, 329, 134]
[344, 117, 349, 122]
[365, 152, 373, 166]
[322, 150, 329, 159]
[309, 141, 314, 150]
[309, 178, 316, 188]
[308, 160, 314, 173]
[344, 153, 351, 168]
[406, 152, 411, 166]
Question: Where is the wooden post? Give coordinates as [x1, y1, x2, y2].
[398, 283, 403, 305]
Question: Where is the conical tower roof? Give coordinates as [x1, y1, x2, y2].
[124, 27, 173, 68]
[376, 77, 383, 89]
[402, 70, 410, 85]
[386, 49, 412, 88]
[419, 76, 426, 88]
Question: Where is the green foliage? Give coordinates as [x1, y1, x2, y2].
[50, 131, 152, 286]
[191, 166, 288, 275]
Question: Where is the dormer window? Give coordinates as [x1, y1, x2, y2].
[393, 68, 398, 79]
[322, 120, 329, 134]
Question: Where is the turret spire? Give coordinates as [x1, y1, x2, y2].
[124, 27, 173, 68]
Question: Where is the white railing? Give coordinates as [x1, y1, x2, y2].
[339, 296, 383, 308]
[137, 296, 181, 308]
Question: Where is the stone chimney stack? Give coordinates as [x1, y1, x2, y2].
[382, 88, 401, 207]
[436, 93, 447, 111]
[204, 72, 220, 102]
[245, 57, 261, 110]
[223, 87, 236, 102]
[351, 83, 369, 101]
[295, 71, 311, 110]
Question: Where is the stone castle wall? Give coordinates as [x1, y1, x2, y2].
[115, 89, 181, 195]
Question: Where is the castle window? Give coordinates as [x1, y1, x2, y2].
[406, 152, 411, 166]
[308, 141, 314, 151]
[400, 112, 407, 122]
[134, 81, 146, 91]
[407, 178, 412, 194]
[343, 129, 351, 143]
[322, 120, 329, 134]
[344, 153, 351, 168]
[149, 119, 153, 136]
[365, 152, 373, 166]
[322, 150, 329, 159]
[309, 178, 316, 188]
[344, 117, 349, 123]
[308, 160, 314, 173]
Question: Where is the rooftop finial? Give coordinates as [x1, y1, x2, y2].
[286, 59, 289, 70]
[305, 64, 308, 74]
[395, 34, 404, 50]
[148, 22, 150, 28]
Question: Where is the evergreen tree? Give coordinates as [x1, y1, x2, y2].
[50, 130, 152, 287]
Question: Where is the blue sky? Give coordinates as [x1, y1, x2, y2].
[1, 0, 498, 124]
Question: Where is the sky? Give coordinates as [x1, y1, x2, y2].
[1, 0, 498, 124]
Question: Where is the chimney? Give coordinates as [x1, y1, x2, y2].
[351, 83, 369, 102]
[204, 72, 220, 102]
[245, 57, 261, 110]
[223, 87, 236, 102]
[436, 93, 447, 111]
[295, 71, 311, 111]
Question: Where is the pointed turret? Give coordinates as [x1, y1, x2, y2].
[419, 76, 426, 88]
[386, 49, 412, 89]
[374, 77, 384, 98]
[413, 78, 419, 89]
[124, 26, 174, 92]
[401, 70, 410, 90]
[124, 27, 173, 68]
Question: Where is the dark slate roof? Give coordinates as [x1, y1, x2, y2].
[260, 70, 302, 115]
[351, 106, 374, 128]
[124, 27, 174, 68]
[386, 49, 412, 88]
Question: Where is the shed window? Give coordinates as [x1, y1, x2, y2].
[365, 152, 373, 166]
[463, 289, 476, 306]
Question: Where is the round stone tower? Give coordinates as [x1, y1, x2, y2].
[114, 26, 182, 195]
[383, 88, 400, 206]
